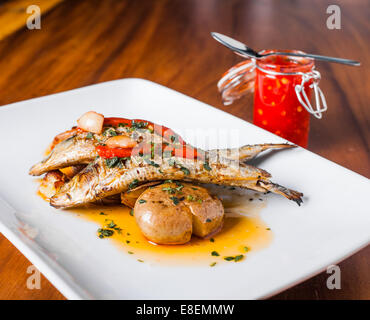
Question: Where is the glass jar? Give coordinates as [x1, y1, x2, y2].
[218, 50, 327, 148]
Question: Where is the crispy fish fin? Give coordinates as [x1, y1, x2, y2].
[234, 143, 296, 161]
[257, 180, 303, 206]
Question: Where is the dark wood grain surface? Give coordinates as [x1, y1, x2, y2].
[0, 0, 368, 300]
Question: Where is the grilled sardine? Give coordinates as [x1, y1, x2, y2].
[30, 126, 294, 176]
[50, 155, 303, 208]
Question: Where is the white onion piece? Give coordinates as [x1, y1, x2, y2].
[106, 135, 137, 148]
[77, 111, 104, 134]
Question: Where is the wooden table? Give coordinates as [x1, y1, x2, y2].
[0, 0, 368, 300]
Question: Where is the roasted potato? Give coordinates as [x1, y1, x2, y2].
[134, 182, 224, 244]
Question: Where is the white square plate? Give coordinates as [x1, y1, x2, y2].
[0, 79, 369, 299]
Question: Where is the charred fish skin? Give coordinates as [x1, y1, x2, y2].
[29, 135, 97, 176]
[50, 155, 302, 209]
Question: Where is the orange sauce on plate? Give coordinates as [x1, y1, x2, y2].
[70, 188, 272, 266]
[37, 176, 272, 266]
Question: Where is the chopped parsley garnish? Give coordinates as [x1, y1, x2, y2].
[128, 251, 134, 254]
[128, 179, 139, 190]
[99, 212, 106, 215]
[114, 227, 122, 234]
[118, 123, 127, 127]
[243, 246, 249, 252]
[266, 228, 271, 231]
[224, 256, 235, 261]
[126, 240, 130, 244]
[203, 162, 212, 171]
[162, 187, 176, 194]
[170, 135, 177, 143]
[105, 157, 120, 168]
[210, 262, 217, 267]
[151, 162, 160, 167]
[98, 228, 114, 239]
[186, 195, 194, 201]
[222, 255, 244, 262]
[175, 185, 184, 192]
[137, 259, 144, 263]
[143, 157, 160, 167]
[206, 218, 212, 223]
[86, 132, 94, 139]
[138, 199, 147, 204]
[180, 166, 190, 175]
[211, 251, 220, 256]
[106, 220, 117, 228]
[170, 196, 180, 205]
[103, 128, 117, 137]
[130, 209, 134, 216]
[131, 120, 148, 129]
[210, 238, 215, 243]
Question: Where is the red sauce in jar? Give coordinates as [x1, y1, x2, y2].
[253, 51, 314, 147]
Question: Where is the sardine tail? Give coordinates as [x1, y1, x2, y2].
[258, 180, 303, 206]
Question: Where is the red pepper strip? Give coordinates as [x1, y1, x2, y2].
[97, 141, 203, 161]
[104, 117, 186, 145]
[104, 118, 151, 127]
[96, 146, 133, 159]
[103, 118, 133, 127]
[172, 145, 204, 160]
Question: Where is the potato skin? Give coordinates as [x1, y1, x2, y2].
[134, 187, 193, 244]
[134, 182, 224, 244]
[188, 194, 224, 238]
